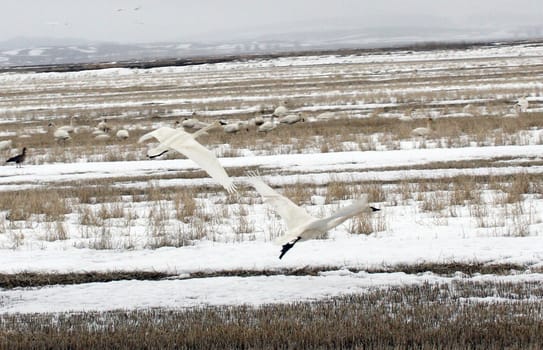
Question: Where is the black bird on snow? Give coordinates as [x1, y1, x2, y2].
[6, 147, 26, 168]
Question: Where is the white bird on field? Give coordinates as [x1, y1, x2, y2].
[246, 172, 380, 259]
[0, 139, 12, 151]
[250, 115, 265, 126]
[48, 123, 72, 143]
[116, 129, 130, 140]
[138, 121, 237, 194]
[257, 116, 277, 133]
[220, 120, 249, 134]
[279, 112, 305, 125]
[95, 133, 110, 141]
[411, 117, 434, 137]
[515, 97, 529, 113]
[316, 111, 335, 120]
[273, 105, 289, 118]
[97, 118, 110, 133]
[57, 116, 75, 133]
[182, 118, 211, 130]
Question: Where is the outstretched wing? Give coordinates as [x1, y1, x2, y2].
[321, 195, 371, 230]
[138, 126, 182, 144]
[139, 126, 236, 193]
[169, 137, 236, 194]
[246, 172, 314, 231]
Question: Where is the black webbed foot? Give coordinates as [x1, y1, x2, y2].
[279, 237, 302, 259]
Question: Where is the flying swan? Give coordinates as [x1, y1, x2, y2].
[138, 121, 237, 194]
[246, 172, 380, 259]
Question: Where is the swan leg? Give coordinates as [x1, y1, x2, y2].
[279, 236, 301, 259]
[148, 145, 170, 158]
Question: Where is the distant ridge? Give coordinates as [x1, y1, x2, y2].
[0, 25, 541, 71]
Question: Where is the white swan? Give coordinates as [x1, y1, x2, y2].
[48, 123, 72, 143]
[97, 118, 110, 133]
[221, 121, 248, 134]
[411, 117, 433, 137]
[182, 118, 211, 130]
[0, 139, 12, 151]
[273, 105, 289, 118]
[279, 112, 305, 125]
[257, 116, 277, 133]
[246, 172, 380, 259]
[138, 121, 237, 194]
[116, 129, 130, 140]
[250, 115, 265, 126]
[515, 97, 529, 113]
[56, 116, 75, 133]
[95, 133, 111, 141]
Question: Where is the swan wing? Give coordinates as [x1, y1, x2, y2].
[138, 127, 187, 144]
[246, 172, 314, 231]
[323, 195, 370, 229]
[169, 137, 236, 193]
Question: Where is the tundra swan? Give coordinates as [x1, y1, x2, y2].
[515, 97, 529, 113]
[138, 121, 236, 194]
[221, 120, 249, 134]
[246, 172, 379, 259]
[411, 117, 433, 137]
[0, 139, 12, 151]
[49, 123, 72, 143]
[116, 129, 130, 140]
[279, 112, 305, 125]
[257, 116, 277, 133]
[97, 119, 110, 133]
[273, 105, 289, 118]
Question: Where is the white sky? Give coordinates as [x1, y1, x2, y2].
[1, 0, 542, 43]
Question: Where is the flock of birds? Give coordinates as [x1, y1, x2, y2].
[0, 97, 531, 258]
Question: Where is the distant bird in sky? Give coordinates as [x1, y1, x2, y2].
[6, 147, 26, 168]
[138, 121, 237, 194]
[246, 172, 380, 259]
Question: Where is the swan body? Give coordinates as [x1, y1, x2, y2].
[515, 97, 529, 113]
[411, 118, 433, 137]
[273, 105, 289, 118]
[0, 139, 12, 151]
[257, 116, 277, 133]
[95, 133, 110, 141]
[246, 172, 379, 258]
[279, 113, 304, 124]
[97, 119, 110, 133]
[116, 129, 130, 140]
[53, 128, 71, 142]
[316, 112, 335, 120]
[250, 115, 265, 126]
[223, 122, 242, 133]
[138, 121, 236, 193]
[55, 116, 75, 133]
[182, 118, 211, 130]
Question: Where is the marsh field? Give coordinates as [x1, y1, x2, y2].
[1, 40, 543, 348]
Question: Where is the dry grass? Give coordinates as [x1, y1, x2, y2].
[2, 280, 543, 349]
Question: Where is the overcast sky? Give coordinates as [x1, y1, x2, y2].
[2, 0, 542, 44]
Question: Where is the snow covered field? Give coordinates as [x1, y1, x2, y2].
[1, 41, 543, 315]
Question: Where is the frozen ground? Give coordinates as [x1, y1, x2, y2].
[1, 41, 543, 314]
[1, 145, 543, 313]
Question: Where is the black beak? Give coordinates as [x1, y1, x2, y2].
[370, 206, 380, 212]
